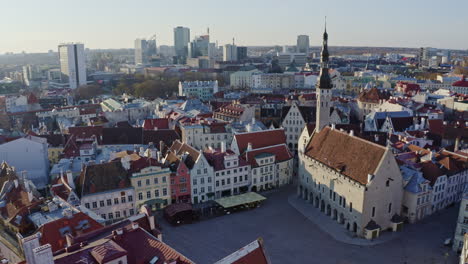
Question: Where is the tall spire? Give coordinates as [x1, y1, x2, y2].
[321, 16, 329, 66]
[317, 17, 332, 89]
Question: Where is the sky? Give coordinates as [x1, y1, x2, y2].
[0, 0, 467, 53]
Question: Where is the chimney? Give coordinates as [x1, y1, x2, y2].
[247, 142, 253, 151]
[221, 141, 226, 153]
[349, 130, 354, 137]
[159, 141, 165, 154]
[13, 179, 18, 188]
[66, 170, 75, 189]
[132, 222, 139, 230]
[331, 123, 336, 130]
[65, 233, 74, 247]
[455, 137, 461, 152]
[367, 174, 374, 183]
[157, 151, 162, 162]
[27, 189, 34, 203]
[62, 209, 73, 219]
[139, 147, 145, 156]
[113, 228, 124, 241]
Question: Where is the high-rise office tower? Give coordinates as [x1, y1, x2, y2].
[237, 46, 248, 61]
[134, 37, 157, 65]
[223, 43, 238, 61]
[297, 35, 310, 53]
[189, 35, 210, 58]
[174, 26, 190, 61]
[135, 39, 148, 65]
[58, 43, 86, 89]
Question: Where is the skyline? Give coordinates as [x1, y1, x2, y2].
[0, 0, 467, 53]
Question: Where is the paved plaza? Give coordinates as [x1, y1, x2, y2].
[160, 186, 459, 264]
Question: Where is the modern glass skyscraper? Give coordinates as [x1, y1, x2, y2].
[174, 26, 190, 61]
[135, 37, 157, 65]
[58, 43, 86, 89]
[297, 35, 310, 53]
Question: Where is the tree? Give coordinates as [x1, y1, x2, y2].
[454, 66, 468, 75]
[74, 85, 104, 100]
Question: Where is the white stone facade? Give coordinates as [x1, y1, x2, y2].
[81, 188, 136, 223]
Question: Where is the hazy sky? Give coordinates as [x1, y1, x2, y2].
[1, 0, 467, 53]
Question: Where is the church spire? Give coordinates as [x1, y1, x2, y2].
[317, 18, 332, 89]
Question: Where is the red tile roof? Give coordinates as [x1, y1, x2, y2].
[452, 76, 468, 87]
[203, 149, 248, 171]
[305, 127, 387, 185]
[51, 182, 72, 201]
[233, 129, 287, 154]
[428, 119, 468, 139]
[68, 126, 104, 143]
[244, 144, 293, 167]
[38, 212, 103, 252]
[358, 87, 390, 103]
[421, 161, 445, 186]
[215, 239, 269, 264]
[55, 225, 193, 264]
[143, 118, 170, 130]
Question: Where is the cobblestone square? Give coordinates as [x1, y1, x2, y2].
[160, 186, 459, 264]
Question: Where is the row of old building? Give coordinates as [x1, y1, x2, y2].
[0, 160, 272, 264]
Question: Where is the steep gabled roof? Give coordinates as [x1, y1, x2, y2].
[358, 87, 390, 103]
[281, 105, 316, 123]
[167, 140, 200, 169]
[305, 127, 387, 185]
[102, 127, 143, 145]
[69, 126, 104, 144]
[78, 161, 130, 197]
[143, 130, 180, 148]
[244, 144, 293, 167]
[233, 129, 287, 154]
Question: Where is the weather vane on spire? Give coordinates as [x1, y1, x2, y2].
[325, 16, 327, 31]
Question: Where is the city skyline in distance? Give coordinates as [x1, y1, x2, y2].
[0, 0, 467, 54]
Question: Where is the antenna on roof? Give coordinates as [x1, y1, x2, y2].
[233, 37, 235, 45]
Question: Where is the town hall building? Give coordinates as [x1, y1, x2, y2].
[298, 27, 404, 239]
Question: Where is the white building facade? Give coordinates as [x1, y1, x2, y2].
[58, 43, 87, 89]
